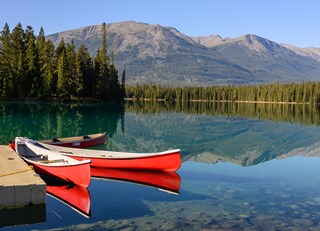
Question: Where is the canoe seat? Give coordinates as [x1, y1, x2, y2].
[21, 155, 38, 159]
[40, 154, 48, 160]
[83, 135, 91, 140]
[39, 159, 68, 164]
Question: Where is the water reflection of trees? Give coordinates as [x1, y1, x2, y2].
[0, 102, 124, 144]
[126, 100, 320, 126]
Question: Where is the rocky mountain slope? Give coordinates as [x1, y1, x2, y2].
[282, 44, 320, 62]
[47, 21, 320, 85]
[192, 34, 320, 83]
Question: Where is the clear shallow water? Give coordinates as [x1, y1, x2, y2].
[1, 102, 320, 230]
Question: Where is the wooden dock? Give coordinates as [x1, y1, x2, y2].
[0, 145, 46, 208]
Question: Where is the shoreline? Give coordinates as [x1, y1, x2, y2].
[0, 98, 312, 105]
[124, 98, 310, 105]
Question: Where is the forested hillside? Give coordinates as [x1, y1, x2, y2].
[0, 23, 124, 101]
[126, 82, 320, 104]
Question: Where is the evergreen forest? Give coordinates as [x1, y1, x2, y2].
[126, 82, 320, 104]
[0, 23, 125, 101]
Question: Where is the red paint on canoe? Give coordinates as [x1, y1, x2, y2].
[91, 168, 181, 194]
[39, 132, 107, 148]
[27, 160, 91, 188]
[69, 150, 181, 171]
[8, 141, 15, 151]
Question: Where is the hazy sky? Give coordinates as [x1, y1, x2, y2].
[1, 0, 319, 48]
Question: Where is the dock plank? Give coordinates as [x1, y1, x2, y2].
[0, 145, 46, 207]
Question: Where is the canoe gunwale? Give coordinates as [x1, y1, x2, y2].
[38, 141, 180, 159]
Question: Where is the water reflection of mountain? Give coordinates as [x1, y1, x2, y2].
[278, 142, 320, 159]
[0, 102, 124, 144]
[113, 102, 320, 167]
[2, 101, 320, 167]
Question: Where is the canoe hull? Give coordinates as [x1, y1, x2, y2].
[25, 138, 181, 171]
[26, 160, 91, 188]
[39, 132, 107, 148]
[68, 150, 181, 171]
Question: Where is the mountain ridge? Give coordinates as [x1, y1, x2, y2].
[46, 21, 320, 85]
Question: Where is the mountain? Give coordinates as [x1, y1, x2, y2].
[192, 35, 228, 47]
[192, 34, 320, 83]
[47, 21, 254, 85]
[47, 21, 320, 85]
[282, 44, 320, 62]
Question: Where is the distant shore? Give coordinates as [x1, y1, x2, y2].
[125, 98, 309, 105]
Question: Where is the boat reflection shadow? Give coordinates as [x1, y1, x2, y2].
[44, 169, 180, 218]
[91, 168, 181, 195]
[44, 179, 91, 218]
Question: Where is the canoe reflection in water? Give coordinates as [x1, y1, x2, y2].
[44, 169, 180, 218]
[91, 168, 181, 195]
[45, 179, 91, 218]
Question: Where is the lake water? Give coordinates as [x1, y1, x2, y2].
[2, 101, 320, 230]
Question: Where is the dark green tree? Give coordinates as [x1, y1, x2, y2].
[45, 40, 57, 97]
[109, 51, 121, 100]
[36, 27, 52, 98]
[25, 26, 41, 98]
[121, 68, 126, 98]
[11, 23, 26, 97]
[93, 22, 123, 102]
[0, 23, 14, 98]
[66, 41, 77, 96]
[76, 44, 93, 97]
[57, 49, 69, 99]
[94, 23, 110, 100]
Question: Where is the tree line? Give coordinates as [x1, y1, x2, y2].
[0, 22, 125, 101]
[126, 82, 320, 104]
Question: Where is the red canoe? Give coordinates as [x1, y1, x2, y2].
[35, 141, 181, 171]
[91, 168, 181, 194]
[15, 137, 91, 188]
[46, 181, 91, 218]
[38, 132, 107, 148]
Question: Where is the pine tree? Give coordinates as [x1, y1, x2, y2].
[76, 44, 93, 97]
[45, 40, 57, 97]
[101, 22, 108, 67]
[56, 39, 68, 99]
[11, 23, 26, 97]
[25, 26, 41, 98]
[55, 38, 66, 58]
[94, 23, 110, 100]
[66, 41, 77, 96]
[121, 68, 126, 99]
[57, 49, 69, 99]
[0, 23, 14, 97]
[37, 27, 50, 98]
[109, 51, 121, 100]
[94, 49, 102, 98]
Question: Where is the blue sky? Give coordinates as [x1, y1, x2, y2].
[1, 0, 320, 48]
